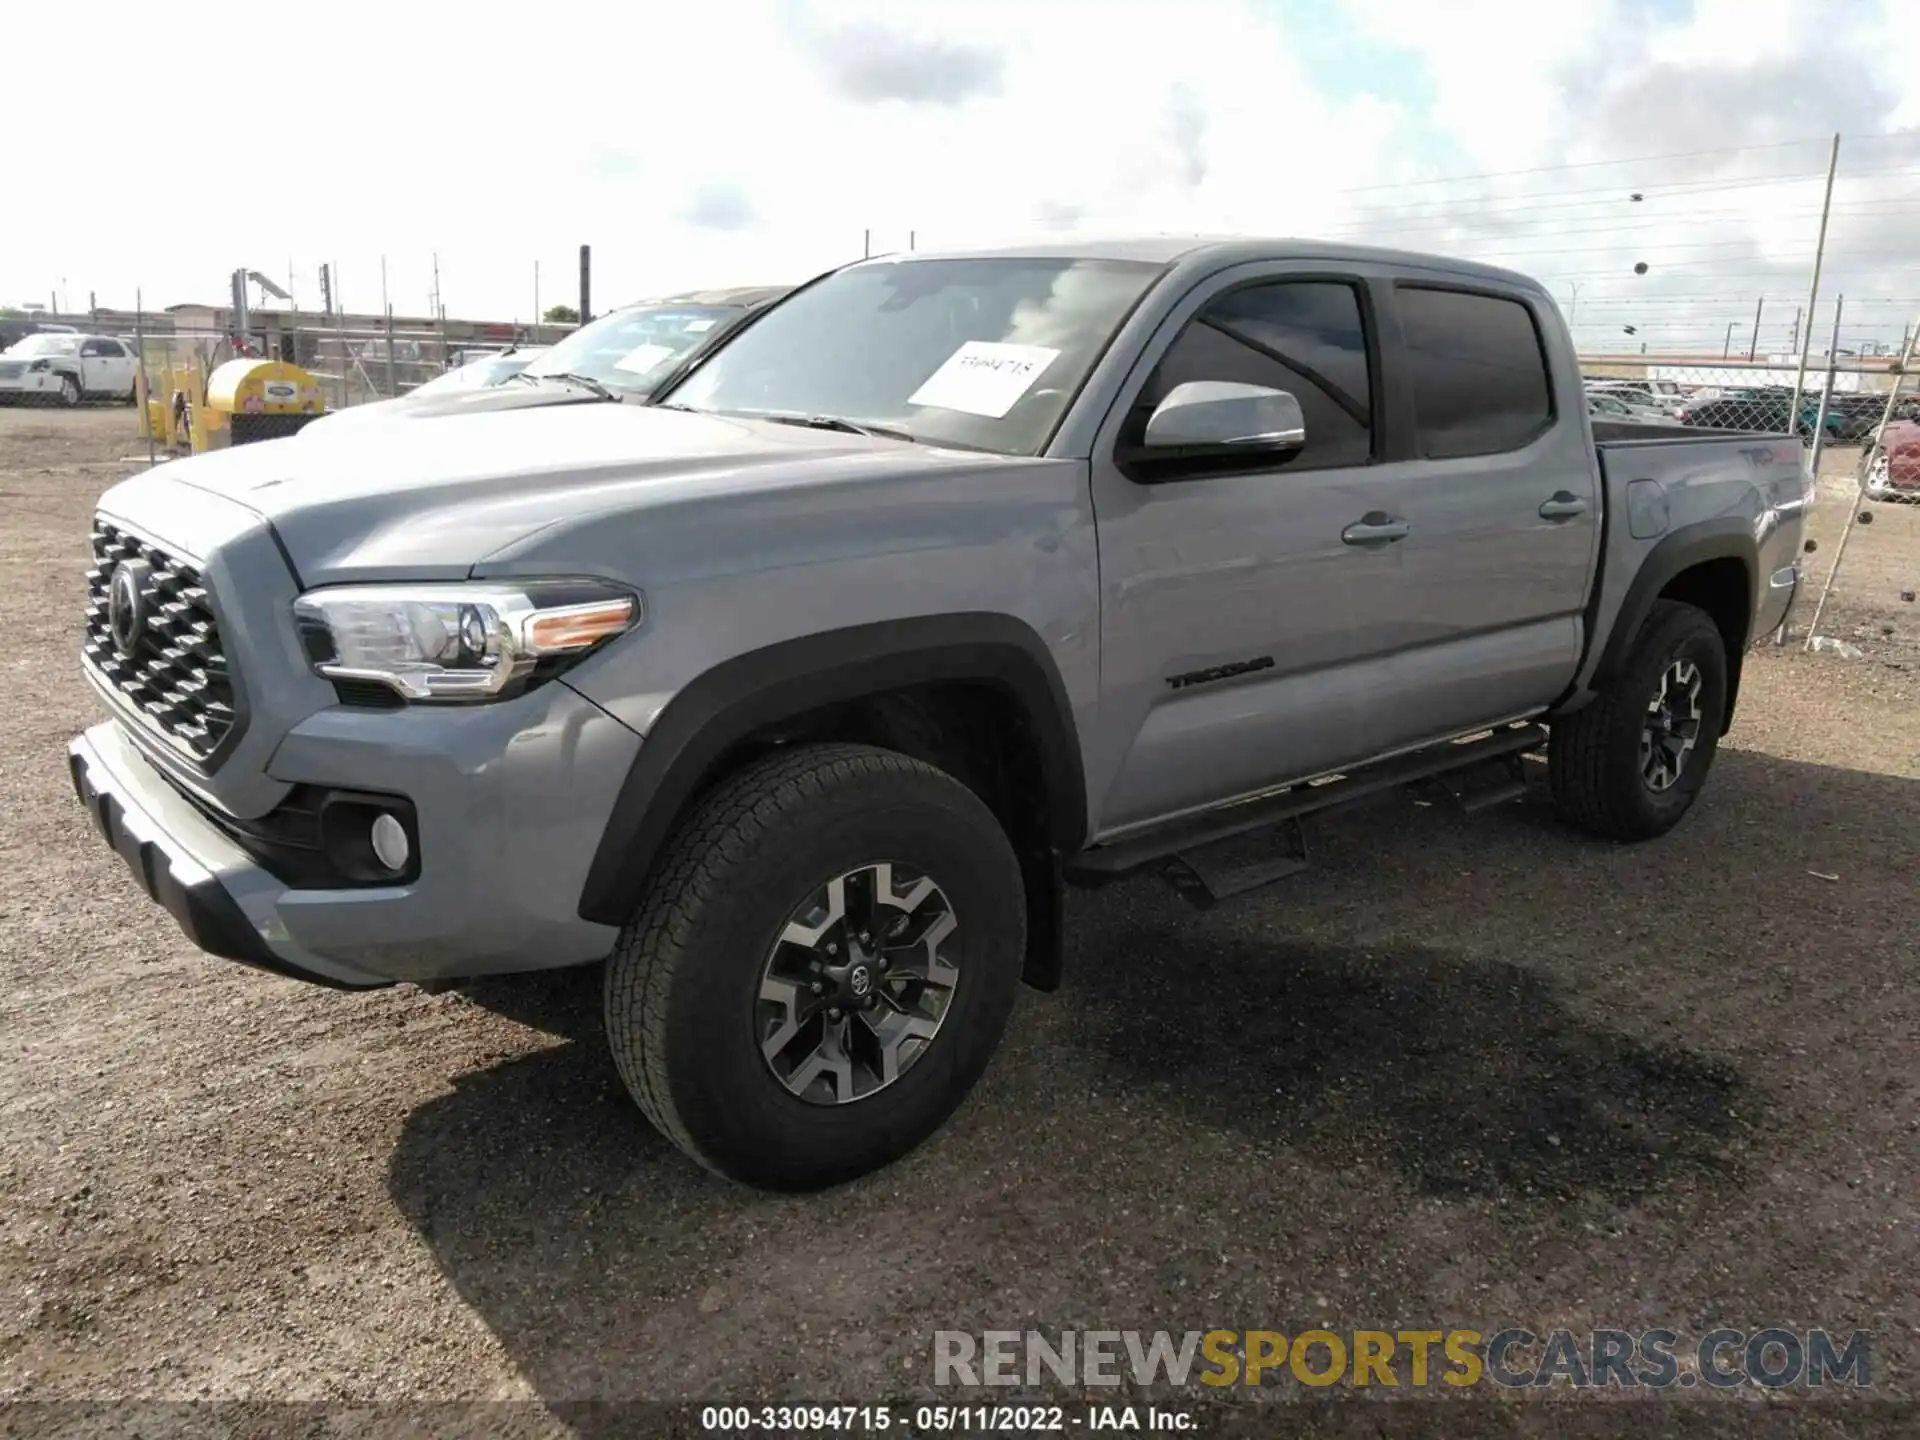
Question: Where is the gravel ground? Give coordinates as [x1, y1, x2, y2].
[1, 409, 1915, 1436]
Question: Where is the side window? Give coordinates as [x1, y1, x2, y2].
[1132, 280, 1373, 469]
[80, 339, 109, 357]
[1398, 286, 1552, 458]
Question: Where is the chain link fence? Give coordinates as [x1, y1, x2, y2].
[1796, 365, 1920, 665]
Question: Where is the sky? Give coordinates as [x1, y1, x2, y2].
[8, 0, 1920, 354]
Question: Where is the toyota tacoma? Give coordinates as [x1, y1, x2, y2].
[68, 239, 1813, 1190]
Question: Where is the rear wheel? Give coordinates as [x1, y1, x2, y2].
[1549, 600, 1729, 840]
[604, 742, 1026, 1190]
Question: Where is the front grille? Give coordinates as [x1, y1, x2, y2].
[83, 521, 238, 762]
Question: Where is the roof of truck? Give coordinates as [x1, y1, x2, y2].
[874, 236, 1544, 291]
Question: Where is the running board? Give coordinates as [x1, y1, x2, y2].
[1427, 750, 1534, 814]
[1067, 722, 1549, 884]
[1162, 817, 1310, 910]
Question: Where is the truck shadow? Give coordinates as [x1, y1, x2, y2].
[1075, 931, 1751, 1204]
[386, 746, 1916, 1409]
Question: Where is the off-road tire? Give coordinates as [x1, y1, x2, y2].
[604, 742, 1026, 1190]
[1549, 599, 1728, 841]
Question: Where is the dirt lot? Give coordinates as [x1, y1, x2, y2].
[1, 409, 1915, 1435]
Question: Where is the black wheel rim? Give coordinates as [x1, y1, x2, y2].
[1641, 657, 1703, 792]
[756, 862, 960, 1106]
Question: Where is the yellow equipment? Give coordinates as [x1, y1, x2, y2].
[202, 358, 326, 448]
[138, 355, 326, 453]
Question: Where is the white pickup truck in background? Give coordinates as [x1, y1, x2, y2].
[0, 332, 138, 406]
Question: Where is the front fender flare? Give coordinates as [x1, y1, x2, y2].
[575, 613, 1087, 928]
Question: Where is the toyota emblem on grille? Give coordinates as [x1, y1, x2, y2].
[108, 560, 153, 657]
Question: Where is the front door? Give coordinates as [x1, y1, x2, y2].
[1086, 266, 1413, 836]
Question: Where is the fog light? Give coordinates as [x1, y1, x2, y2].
[370, 812, 410, 872]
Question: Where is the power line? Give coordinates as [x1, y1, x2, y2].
[1331, 136, 1832, 194]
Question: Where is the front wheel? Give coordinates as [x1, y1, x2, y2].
[604, 742, 1026, 1190]
[1549, 599, 1729, 841]
[56, 374, 80, 407]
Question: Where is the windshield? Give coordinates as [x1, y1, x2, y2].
[411, 355, 535, 396]
[660, 257, 1164, 456]
[521, 305, 739, 394]
[5, 334, 81, 357]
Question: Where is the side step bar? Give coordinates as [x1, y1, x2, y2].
[1067, 722, 1548, 885]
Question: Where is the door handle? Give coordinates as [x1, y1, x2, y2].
[1539, 492, 1590, 519]
[1341, 512, 1410, 546]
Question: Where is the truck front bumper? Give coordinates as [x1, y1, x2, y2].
[69, 724, 390, 988]
[0, 373, 61, 400]
[68, 680, 644, 987]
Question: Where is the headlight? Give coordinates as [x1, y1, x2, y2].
[292, 579, 641, 702]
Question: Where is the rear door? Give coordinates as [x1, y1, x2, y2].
[1373, 283, 1596, 750]
[80, 338, 131, 395]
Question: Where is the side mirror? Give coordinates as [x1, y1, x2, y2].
[1143, 381, 1305, 452]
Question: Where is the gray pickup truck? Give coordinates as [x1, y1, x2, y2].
[68, 238, 1812, 1189]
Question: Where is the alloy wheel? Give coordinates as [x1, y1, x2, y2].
[756, 861, 960, 1105]
[1641, 658, 1703, 792]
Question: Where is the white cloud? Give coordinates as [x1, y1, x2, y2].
[5, 0, 1918, 356]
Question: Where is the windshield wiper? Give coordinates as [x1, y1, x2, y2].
[514, 370, 619, 401]
[758, 413, 918, 443]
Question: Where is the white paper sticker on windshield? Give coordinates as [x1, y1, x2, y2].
[682, 318, 717, 333]
[614, 343, 677, 374]
[907, 342, 1061, 418]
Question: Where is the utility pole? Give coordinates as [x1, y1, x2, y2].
[1790, 306, 1802, 353]
[579, 244, 591, 325]
[1566, 281, 1580, 324]
[1723, 321, 1735, 358]
[909, 230, 916, 252]
[534, 260, 540, 330]
[1749, 296, 1764, 361]
[431, 252, 441, 321]
[381, 255, 389, 320]
[1789, 132, 1841, 427]
[863, 229, 871, 259]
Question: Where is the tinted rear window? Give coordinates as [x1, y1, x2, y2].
[1399, 287, 1553, 459]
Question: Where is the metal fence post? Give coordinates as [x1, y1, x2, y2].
[385, 306, 397, 398]
[1806, 295, 1845, 481]
[135, 288, 156, 468]
[335, 307, 349, 409]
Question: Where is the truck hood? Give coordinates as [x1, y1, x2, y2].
[106, 403, 1015, 585]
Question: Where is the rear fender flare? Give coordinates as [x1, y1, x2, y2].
[1588, 516, 1757, 728]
